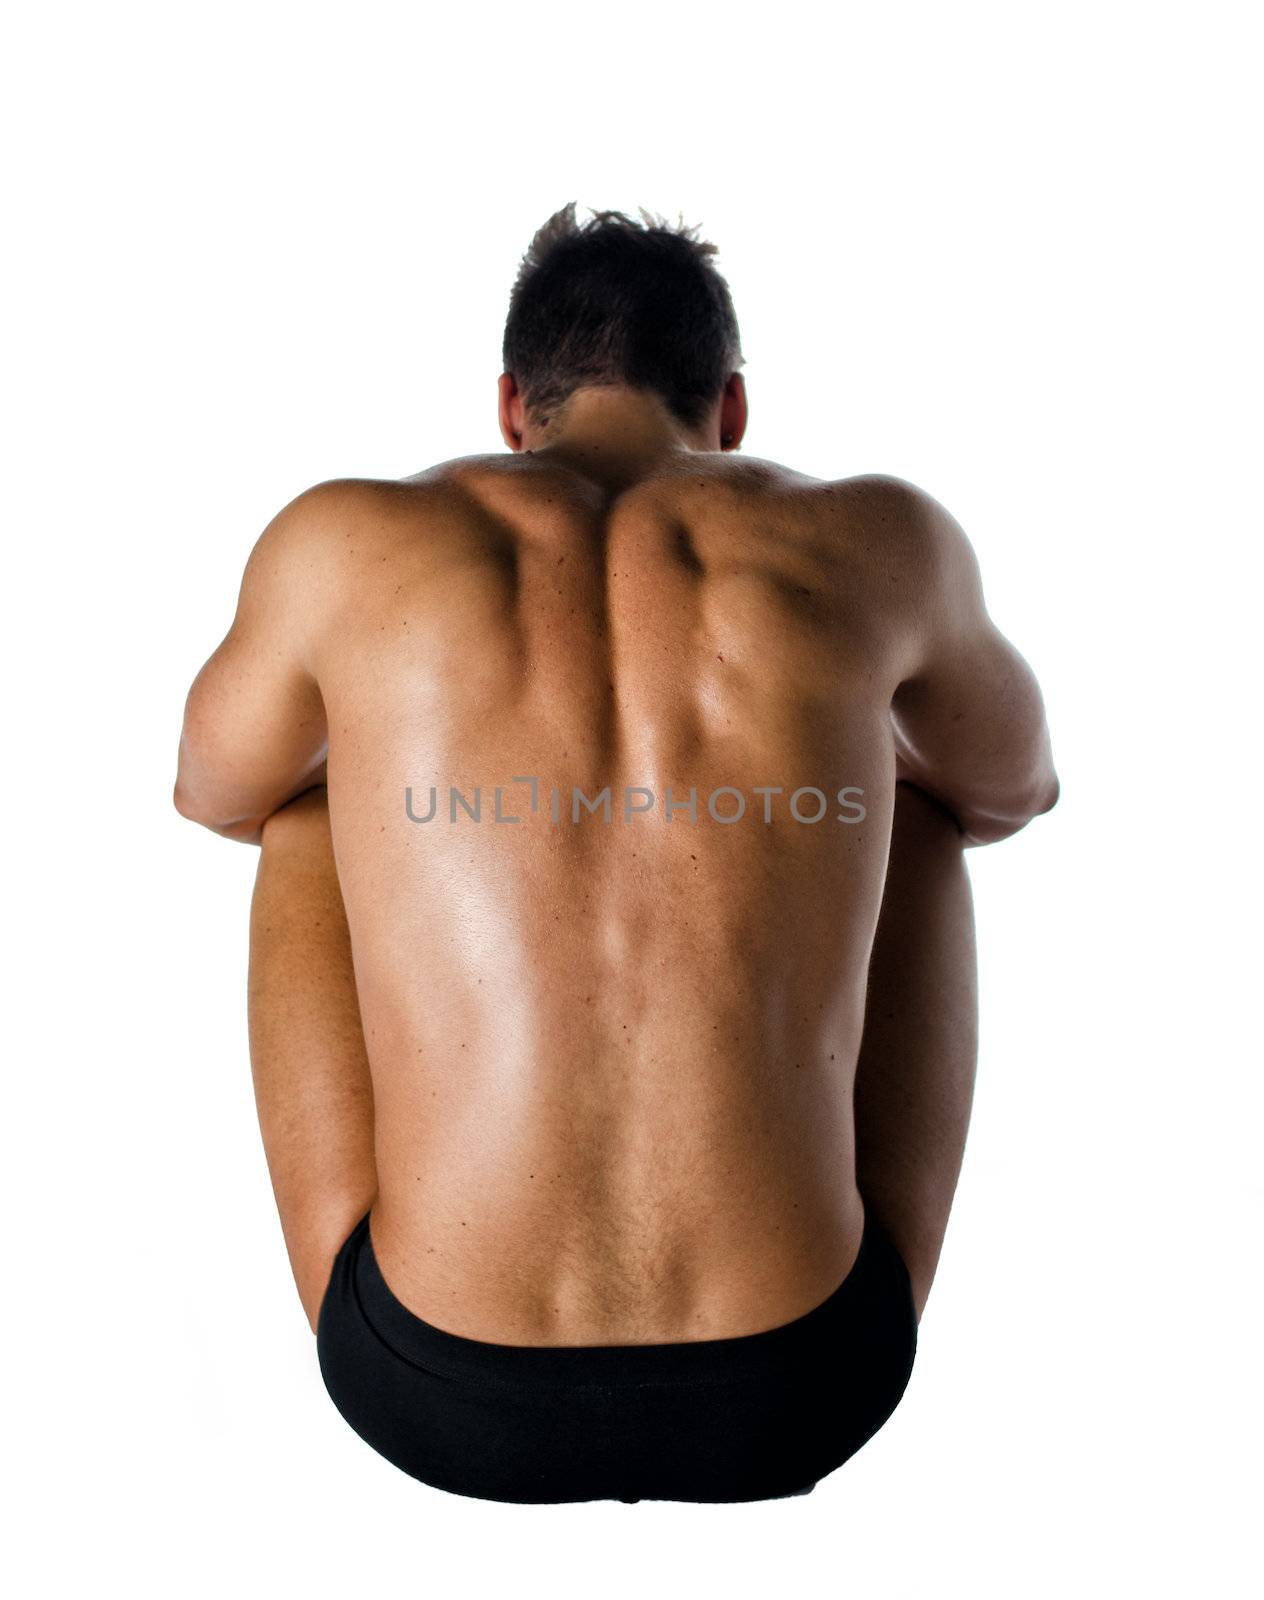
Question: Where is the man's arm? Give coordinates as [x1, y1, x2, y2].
[173, 483, 345, 845]
[879, 478, 1059, 847]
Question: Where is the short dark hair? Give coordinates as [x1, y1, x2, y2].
[502, 202, 744, 432]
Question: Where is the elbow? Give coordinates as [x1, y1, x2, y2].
[173, 768, 222, 829]
[1022, 756, 1060, 822]
[1036, 770, 1060, 816]
[174, 723, 256, 838]
[174, 720, 217, 827]
[173, 776, 200, 820]
[172, 774, 264, 844]
[959, 769, 1060, 847]
[173, 774, 208, 825]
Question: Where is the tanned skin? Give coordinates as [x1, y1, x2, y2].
[176, 373, 1057, 1340]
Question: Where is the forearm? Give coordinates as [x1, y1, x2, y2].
[952, 773, 1059, 847]
[894, 717, 1058, 847]
[892, 627, 1059, 847]
[174, 767, 328, 844]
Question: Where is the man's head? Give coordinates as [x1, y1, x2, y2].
[499, 203, 747, 457]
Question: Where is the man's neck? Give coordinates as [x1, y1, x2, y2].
[522, 388, 713, 491]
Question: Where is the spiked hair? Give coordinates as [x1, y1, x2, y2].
[502, 202, 744, 432]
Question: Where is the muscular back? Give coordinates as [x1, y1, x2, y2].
[178, 450, 1055, 1343]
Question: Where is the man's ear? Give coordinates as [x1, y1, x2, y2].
[718, 372, 748, 450]
[498, 372, 525, 451]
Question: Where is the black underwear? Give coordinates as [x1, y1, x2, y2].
[316, 1203, 917, 1504]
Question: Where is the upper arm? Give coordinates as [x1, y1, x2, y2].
[866, 476, 1059, 845]
[174, 480, 351, 842]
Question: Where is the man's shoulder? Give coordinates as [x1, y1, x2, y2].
[274, 465, 479, 516]
[258, 474, 409, 540]
[811, 471, 939, 518]
[258, 470, 469, 555]
[807, 472, 967, 566]
[399, 452, 505, 486]
[238, 477, 444, 611]
[687, 461, 953, 532]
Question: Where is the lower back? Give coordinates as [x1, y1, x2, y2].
[337, 760, 892, 1343]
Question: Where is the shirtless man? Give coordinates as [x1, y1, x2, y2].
[174, 203, 1058, 1505]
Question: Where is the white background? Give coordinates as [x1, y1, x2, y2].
[4, 2, 1259, 1596]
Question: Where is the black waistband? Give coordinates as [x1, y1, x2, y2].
[347, 1203, 904, 1388]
